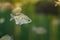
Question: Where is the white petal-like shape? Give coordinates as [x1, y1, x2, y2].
[0, 35, 13, 40]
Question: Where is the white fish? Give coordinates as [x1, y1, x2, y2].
[0, 35, 13, 40]
[10, 13, 32, 25]
[32, 26, 47, 34]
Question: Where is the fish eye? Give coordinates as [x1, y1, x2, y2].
[28, 19, 30, 21]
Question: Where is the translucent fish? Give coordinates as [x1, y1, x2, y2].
[0, 35, 13, 40]
[10, 13, 32, 25]
[32, 26, 47, 34]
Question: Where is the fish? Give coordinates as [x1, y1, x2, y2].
[10, 13, 32, 25]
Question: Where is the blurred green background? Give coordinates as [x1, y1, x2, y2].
[0, 0, 60, 40]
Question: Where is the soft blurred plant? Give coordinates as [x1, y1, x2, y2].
[55, 0, 60, 6]
[0, 18, 5, 24]
[0, 2, 12, 12]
